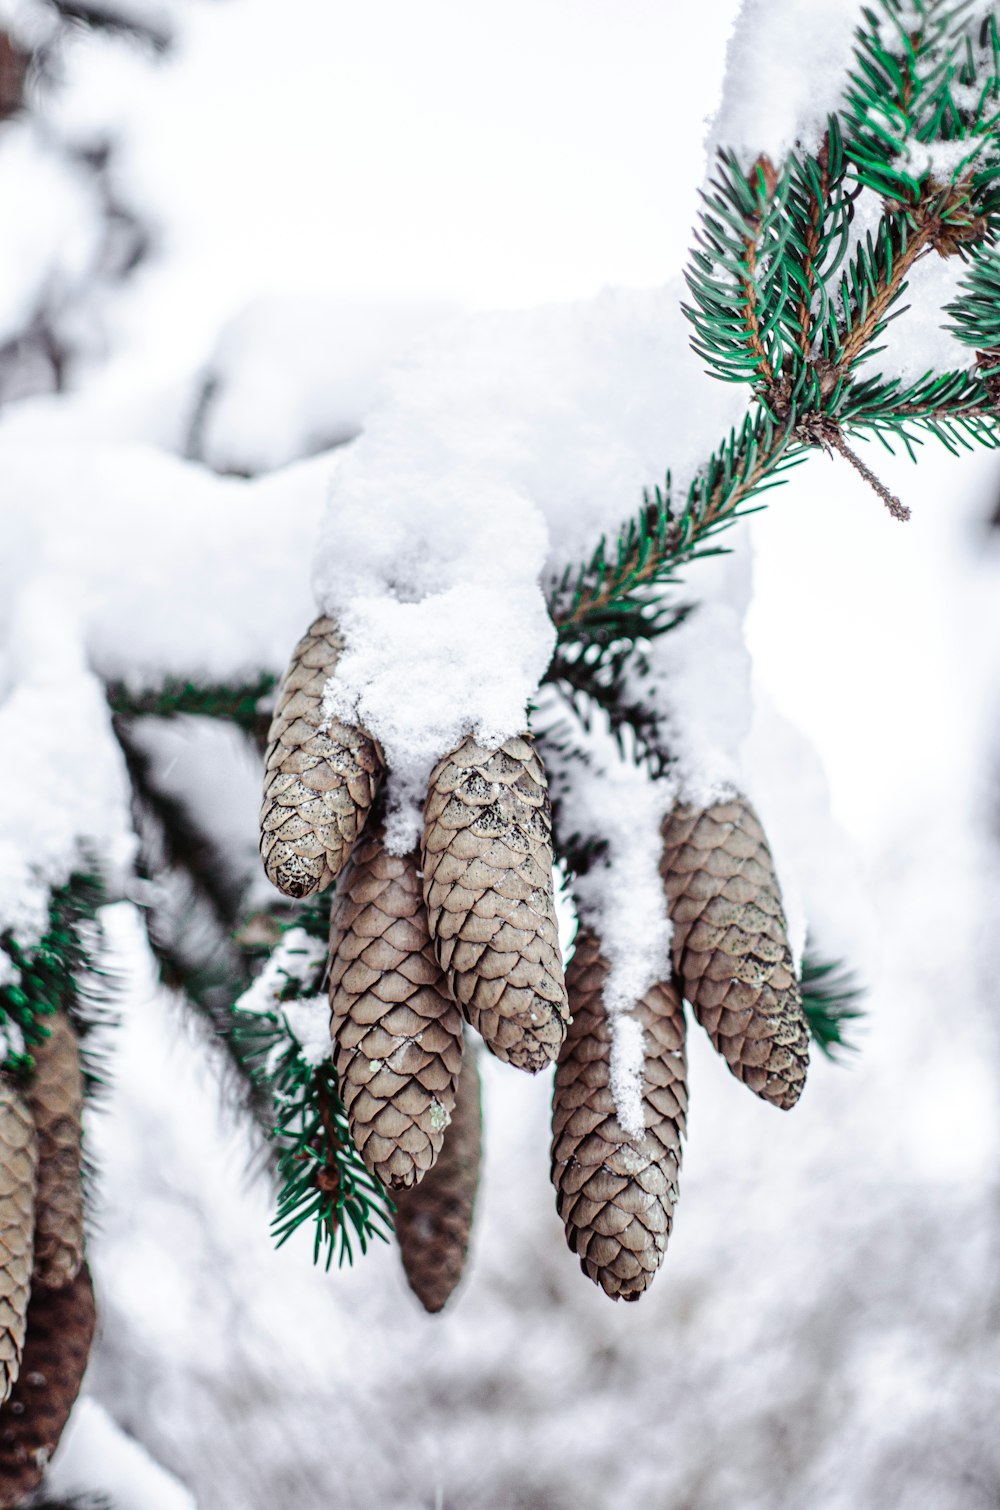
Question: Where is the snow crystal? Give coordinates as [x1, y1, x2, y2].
[542, 694, 674, 1137]
[234, 928, 327, 1018]
[608, 1015, 646, 1140]
[281, 995, 333, 1068]
[638, 545, 755, 807]
[0, 442, 328, 685]
[0, 579, 133, 946]
[858, 249, 972, 383]
[196, 295, 455, 475]
[709, 0, 861, 162]
[313, 280, 748, 851]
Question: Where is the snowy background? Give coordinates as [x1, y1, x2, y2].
[1, 0, 999, 1505]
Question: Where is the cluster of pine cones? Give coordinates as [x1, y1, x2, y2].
[0, 1016, 93, 1504]
[260, 617, 810, 1308]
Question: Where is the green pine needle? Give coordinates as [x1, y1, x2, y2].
[105, 673, 276, 742]
[229, 894, 395, 1268]
[0, 871, 118, 1091]
[801, 947, 867, 1058]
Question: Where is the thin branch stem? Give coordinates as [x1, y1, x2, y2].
[553, 426, 792, 629]
[830, 432, 910, 520]
[837, 223, 935, 368]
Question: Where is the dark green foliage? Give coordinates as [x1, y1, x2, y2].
[945, 240, 1000, 351]
[109, 711, 271, 1120]
[843, 2, 1000, 206]
[32, 1497, 114, 1510]
[105, 673, 275, 746]
[550, 0, 1000, 677]
[801, 947, 867, 1057]
[231, 895, 394, 1267]
[0, 872, 115, 1094]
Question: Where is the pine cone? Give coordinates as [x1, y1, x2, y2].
[328, 828, 464, 1189]
[25, 1017, 84, 1290]
[394, 1045, 482, 1313]
[261, 616, 383, 899]
[421, 734, 569, 1073]
[0, 1264, 96, 1509]
[0, 1082, 36, 1404]
[551, 930, 687, 1302]
[659, 795, 809, 1110]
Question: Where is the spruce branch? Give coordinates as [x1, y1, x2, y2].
[550, 0, 1000, 663]
[105, 674, 275, 750]
[230, 895, 394, 1267]
[801, 945, 866, 1057]
[0, 873, 116, 1093]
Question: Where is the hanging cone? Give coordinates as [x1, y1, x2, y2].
[25, 1016, 84, 1289]
[0, 1264, 96, 1509]
[421, 733, 569, 1073]
[328, 827, 464, 1189]
[551, 930, 687, 1302]
[0, 1081, 35, 1404]
[261, 616, 383, 899]
[659, 795, 809, 1110]
[394, 1044, 482, 1313]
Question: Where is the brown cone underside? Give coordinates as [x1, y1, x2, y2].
[0, 1084, 35, 1404]
[394, 1045, 483, 1313]
[0, 1264, 96, 1508]
[25, 1016, 85, 1290]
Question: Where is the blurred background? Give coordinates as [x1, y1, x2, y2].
[1, 1, 999, 1506]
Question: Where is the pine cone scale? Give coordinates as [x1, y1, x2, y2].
[25, 1016, 85, 1291]
[0, 1081, 36, 1403]
[329, 830, 464, 1189]
[261, 617, 383, 898]
[422, 733, 568, 1074]
[394, 1047, 482, 1313]
[551, 931, 686, 1303]
[0, 1264, 96, 1508]
[660, 795, 809, 1111]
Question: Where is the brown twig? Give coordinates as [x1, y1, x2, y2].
[742, 156, 779, 385]
[830, 432, 910, 521]
[837, 220, 935, 368]
[794, 134, 831, 356]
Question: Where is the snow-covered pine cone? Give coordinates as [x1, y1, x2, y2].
[394, 1044, 482, 1313]
[25, 1016, 84, 1289]
[421, 733, 569, 1073]
[0, 1080, 36, 1404]
[328, 827, 464, 1189]
[551, 930, 687, 1302]
[659, 795, 809, 1111]
[261, 616, 383, 899]
[0, 1264, 96, 1509]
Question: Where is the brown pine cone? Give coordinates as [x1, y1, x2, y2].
[659, 795, 809, 1110]
[261, 616, 383, 899]
[551, 930, 687, 1302]
[394, 1045, 482, 1313]
[328, 828, 464, 1189]
[0, 1082, 35, 1404]
[25, 1017, 84, 1289]
[0, 1264, 96, 1508]
[421, 733, 569, 1074]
